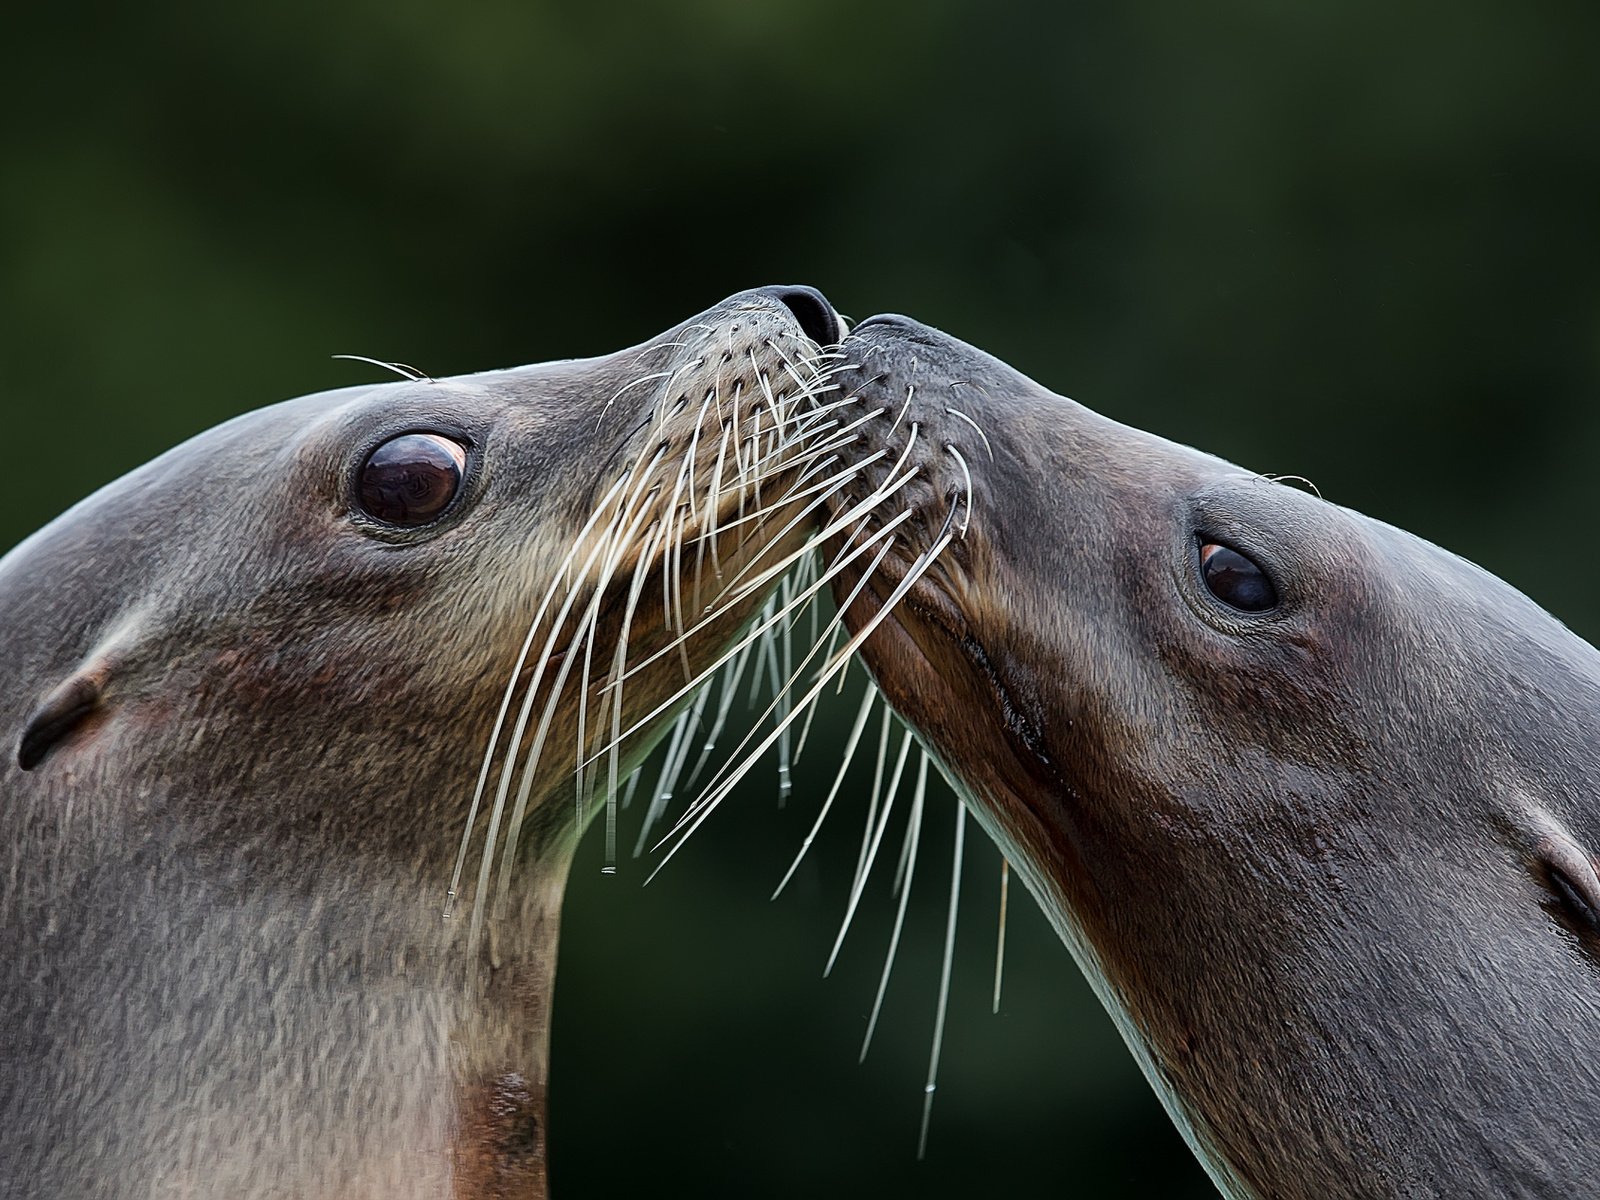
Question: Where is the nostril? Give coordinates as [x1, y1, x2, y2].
[756, 284, 842, 346]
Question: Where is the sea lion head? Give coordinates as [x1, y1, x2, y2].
[6, 284, 843, 859]
[0, 285, 845, 1198]
[827, 313, 1600, 1199]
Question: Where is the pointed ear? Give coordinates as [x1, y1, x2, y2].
[18, 672, 105, 771]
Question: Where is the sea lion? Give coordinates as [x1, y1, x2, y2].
[0, 284, 849, 1200]
[822, 313, 1600, 1198]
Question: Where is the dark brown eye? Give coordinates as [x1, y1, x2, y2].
[358, 433, 467, 526]
[1200, 541, 1277, 612]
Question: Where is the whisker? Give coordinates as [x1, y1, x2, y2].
[447, 465, 636, 920]
[669, 500, 695, 682]
[775, 574, 795, 803]
[679, 639, 757, 798]
[771, 682, 879, 900]
[620, 764, 645, 809]
[943, 406, 995, 462]
[600, 519, 666, 873]
[824, 728, 914, 976]
[633, 698, 702, 859]
[946, 444, 974, 538]
[655, 359, 703, 428]
[598, 368, 676, 429]
[684, 389, 717, 602]
[919, 799, 966, 1161]
[698, 454, 865, 543]
[701, 416, 732, 583]
[330, 353, 432, 382]
[572, 587, 603, 821]
[649, 515, 956, 877]
[479, 473, 663, 932]
[585, 510, 916, 760]
[856, 705, 895, 904]
[657, 459, 693, 646]
[644, 537, 904, 880]
[710, 461, 922, 607]
[655, 534, 901, 841]
[729, 381, 750, 510]
[860, 750, 929, 1061]
[994, 857, 1010, 1015]
[750, 596, 779, 709]
[775, 550, 822, 758]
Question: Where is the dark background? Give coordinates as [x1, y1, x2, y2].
[6, 2, 1598, 1195]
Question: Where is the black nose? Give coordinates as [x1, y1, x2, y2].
[755, 284, 842, 346]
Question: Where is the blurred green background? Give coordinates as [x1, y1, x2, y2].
[6, 1, 1599, 1195]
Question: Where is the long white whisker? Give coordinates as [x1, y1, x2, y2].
[711, 462, 922, 607]
[775, 573, 795, 803]
[748, 368, 768, 514]
[601, 519, 666, 873]
[856, 705, 894, 900]
[685, 389, 716, 603]
[330, 353, 430, 382]
[697, 453, 869, 542]
[824, 727, 914, 976]
[620, 764, 645, 810]
[704, 405, 916, 599]
[680, 637, 757, 797]
[583, 512, 914, 766]
[943, 406, 996, 461]
[890, 382, 916, 434]
[655, 535, 900, 840]
[645, 541, 900, 881]
[447, 465, 635, 919]
[749, 594, 779, 709]
[919, 799, 966, 1160]
[634, 706, 696, 858]
[669, 500, 695, 682]
[648, 518, 955, 878]
[481, 474, 662, 928]
[946, 444, 974, 538]
[729, 380, 750, 509]
[701, 415, 731, 583]
[994, 857, 1010, 1015]
[772, 682, 879, 899]
[572, 585, 603, 821]
[779, 548, 823, 761]
[657, 458, 693, 649]
[861, 750, 929, 1061]
[577, 481, 663, 822]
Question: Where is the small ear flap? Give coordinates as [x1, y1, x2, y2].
[18, 673, 105, 771]
[1536, 832, 1600, 936]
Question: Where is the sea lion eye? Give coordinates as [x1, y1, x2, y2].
[357, 433, 468, 526]
[1199, 541, 1278, 612]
